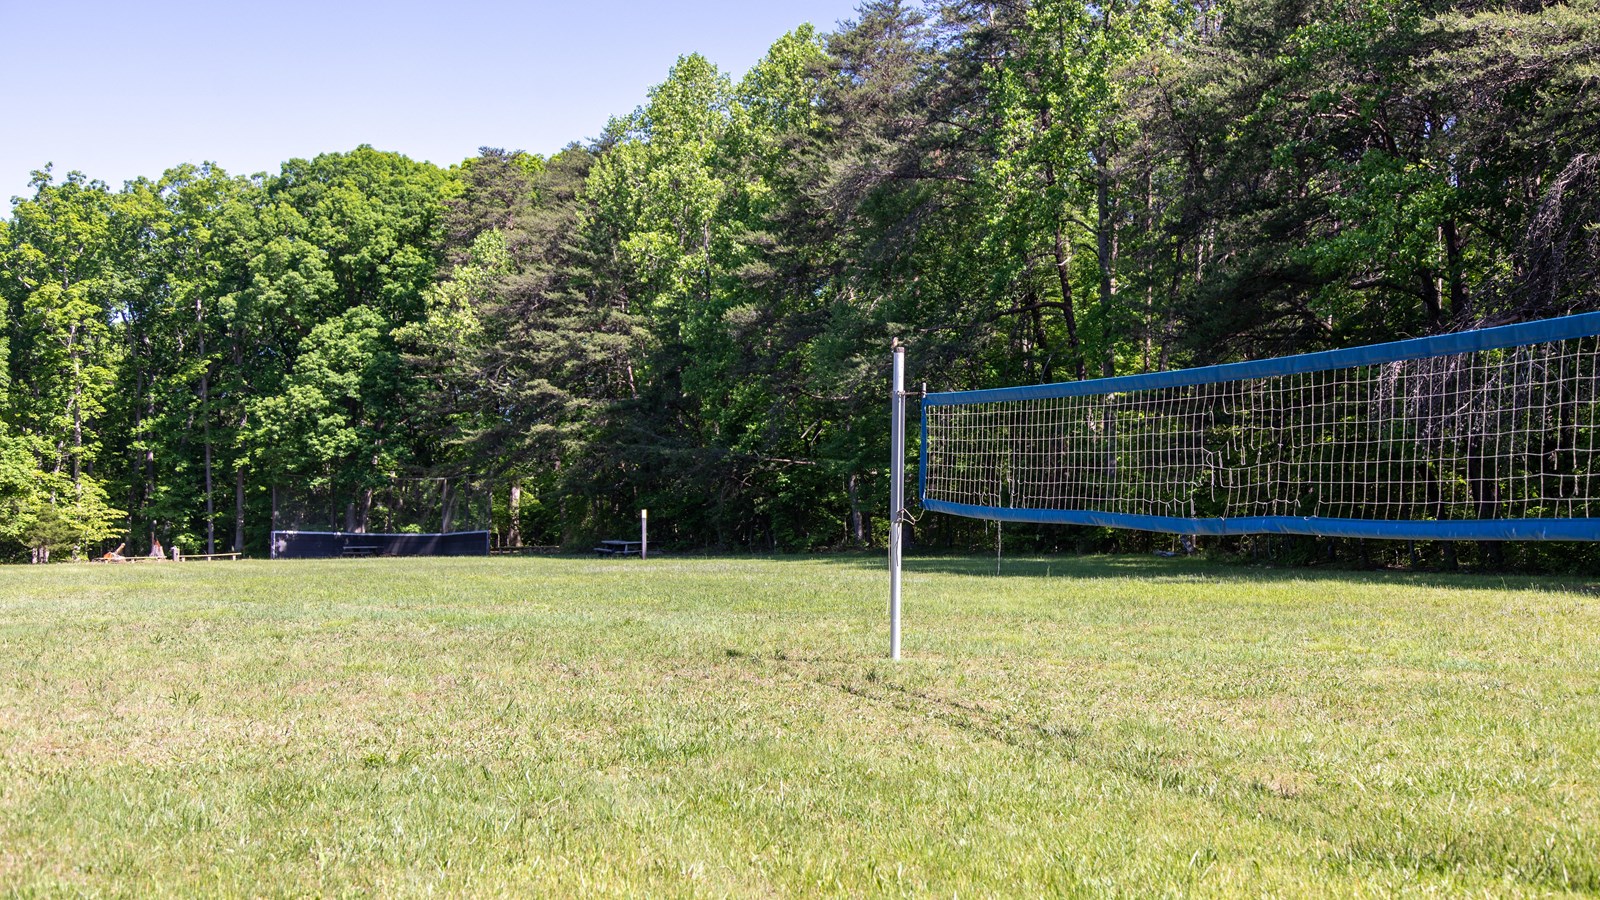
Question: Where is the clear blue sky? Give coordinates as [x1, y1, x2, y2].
[1, 0, 864, 203]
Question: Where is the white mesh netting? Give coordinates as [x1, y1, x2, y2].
[923, 336, 1600, 528]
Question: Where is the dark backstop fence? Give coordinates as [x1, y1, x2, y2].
[270, 530, 492, 559]
[273, 477, 493, 536]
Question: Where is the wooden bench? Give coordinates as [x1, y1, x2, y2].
[341, 545, 383, 558]
[594, 540, 643, 558]
[89, 550, 242, 563]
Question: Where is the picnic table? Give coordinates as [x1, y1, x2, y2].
[594, 540, 643, 558]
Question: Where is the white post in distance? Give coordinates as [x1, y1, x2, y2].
[889, 341, 906, 661]
[641, 509, 648, 560]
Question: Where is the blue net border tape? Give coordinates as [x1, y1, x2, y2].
[918, 499, 1600, 541]
[925, 312, 1600, 407]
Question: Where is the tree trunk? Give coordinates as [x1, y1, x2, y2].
[846, 472, 866, 548]
[1096, 146, 1117, 377]
[1027, 285, 1052, 383]
[1420, 267, 1443, 328]
[1157, 239, 1184, 371]
[1052, 224, 1085, 381]
[1443, 218, 1469, 320]
[233, 323, 248, 552]
[145, 391, 157, 546]
[200, 302, 214, 554]
[1044, 161, 1086, 380]
[202, 370, 215, 554]
[1141, 170, 1155, 373]
[234, 464, 246, 552]
[1466, 441, 1504, 569]
[127, 330, 144, 546]
[70, 325, 83, 489]
[507, 481, 523, 548]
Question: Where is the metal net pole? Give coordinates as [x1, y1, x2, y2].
[890, 343, 906, 660]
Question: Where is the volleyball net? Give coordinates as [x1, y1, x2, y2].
[919, 314, 1600, 541]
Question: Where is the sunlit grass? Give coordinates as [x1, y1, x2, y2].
[1, 555, 1596, 896]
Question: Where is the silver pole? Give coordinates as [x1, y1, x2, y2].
[640, 508, 648, 560]
[889, 342, 906, 660]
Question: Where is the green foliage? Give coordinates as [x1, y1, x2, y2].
[5, 469, 124, 560]
[0, 169, 131, 559]
[249, 305, 410, 517]
[2, 1, 1598, 559]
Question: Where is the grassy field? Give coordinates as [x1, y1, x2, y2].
[0, 555, 1597, 897]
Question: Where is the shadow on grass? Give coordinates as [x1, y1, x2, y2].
[782, 551, 1600, 595]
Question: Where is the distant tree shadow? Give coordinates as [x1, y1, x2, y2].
[793, 551, 1600, 595]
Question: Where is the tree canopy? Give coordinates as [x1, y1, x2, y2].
[3, 0, 1597, 564]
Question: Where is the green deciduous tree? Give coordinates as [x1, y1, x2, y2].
[1, 169, 127, 560]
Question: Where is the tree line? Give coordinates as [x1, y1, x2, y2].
[2, 0, 1596, 562]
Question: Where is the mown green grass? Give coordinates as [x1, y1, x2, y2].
[0, 555, 1596, 897]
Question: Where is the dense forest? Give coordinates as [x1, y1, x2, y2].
[2, 0, 1596, 563]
